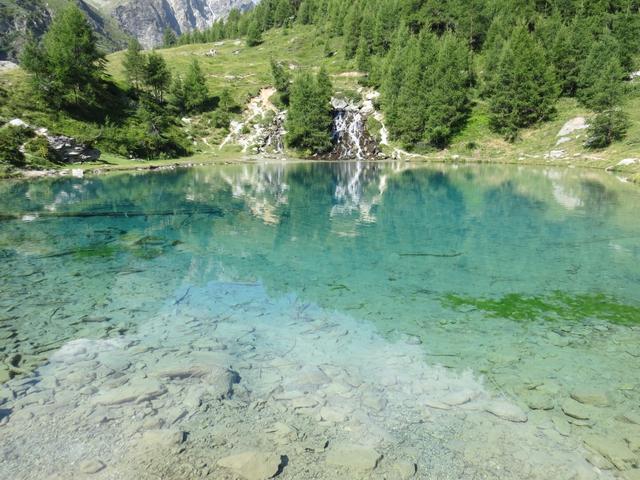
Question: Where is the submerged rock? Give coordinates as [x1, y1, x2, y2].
[79, 459, 106, 474]
[140, 429, 186, 448]
[561, 399, 592, 420]
[91, 379, 166, 406]
[485, 400, 528, 423]
[326, 443, 382, 471]
[570, 390, 610, 407]
[583, 435, 637, 470]
[217, 451, 283, 480]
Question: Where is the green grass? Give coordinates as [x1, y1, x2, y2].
[107, 26, 358, 104]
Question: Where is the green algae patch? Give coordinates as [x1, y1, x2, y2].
[442, 292, 640, 324]
[72, 244, 120, 259]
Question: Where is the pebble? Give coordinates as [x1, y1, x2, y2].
[217, 451, 283, 480]
[326, 443, 382, 471]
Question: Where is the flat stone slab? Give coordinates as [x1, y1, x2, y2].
[217, 451, 283, 480]
[326, 443, 382, 471]
[570, 390, 610, 407]
[561, 398, 591, 420]
[484, 400, 528, 422]
[583, 435, 637, 470]
[91, 379, 166, 406]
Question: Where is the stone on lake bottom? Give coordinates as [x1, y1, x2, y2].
[79, 459, 106, 474]
[140, 429, 186, 448]
[393, 461, 417, 479]
[561, 399, 591, 420]
[326, 443, 382, 471]
[484, 400, 528, 423]
[92, 379, 166, 406]
[570, 390, 610, 407]
[583, 435, 636, 470]
[217, 451, 283, 480]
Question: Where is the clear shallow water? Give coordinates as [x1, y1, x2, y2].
[0, 161, 639, 479]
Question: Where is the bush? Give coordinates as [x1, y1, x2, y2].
[584, 110, 629, 149]
[0, 126, 33, 167]
[24, 136, 59, 163]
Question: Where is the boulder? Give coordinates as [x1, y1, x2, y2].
[79, 459, 106, 474]
[47, 135, 100, 163]
[217, 451, 283, 480]
[8, 118, 29, 128]
[558, 117, 588, 137]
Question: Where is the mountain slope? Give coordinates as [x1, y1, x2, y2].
[0, 0, 127, 61]
[111, 0, 259, 48]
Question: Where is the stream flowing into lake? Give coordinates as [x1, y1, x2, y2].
[0, 161, 639, 480]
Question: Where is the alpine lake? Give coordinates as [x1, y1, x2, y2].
[0, 161, 639, 480]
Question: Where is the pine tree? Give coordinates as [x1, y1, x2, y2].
[123, 38, 146, 92]
[286, 70, 334, 154]
[21, 6, 105, 105]
[270, 58, 291, 104]
[183, 59, 209, 112]
[163, 28, 177, 48]
[487, 25, 559, 140]
[246, 20, 263, 47]
[577, 37, 625, 111]
[170, 75, 187, 113]
[143, 52, 172, 102]
[423, 34, 472, 148]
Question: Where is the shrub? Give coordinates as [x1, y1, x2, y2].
[0, 126, 33, 167]
[584, 110, 629, 149]
[24, 136, 59, 163]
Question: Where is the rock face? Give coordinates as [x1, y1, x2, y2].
[0, 0, 125, 62]
[48, 134, 101, 163]
[112, 0, 259, 48]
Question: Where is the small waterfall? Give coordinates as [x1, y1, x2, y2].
[330, 98, 379, 160]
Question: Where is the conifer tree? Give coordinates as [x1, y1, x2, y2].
[123, 38, 146, 92]
[246, 20, 263, 47]
[21, 6, 105, 105]
[183, 59, 209, 112]
[286, 69, 334, 154]
[163, 28, 177, 48]
[143, 52, 171, 102]
[487, 25, 559, 139]
[270, 59, 291, 104]
[577, 37, 625, 111]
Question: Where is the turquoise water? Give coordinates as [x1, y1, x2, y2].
[1, 162, 640, 479]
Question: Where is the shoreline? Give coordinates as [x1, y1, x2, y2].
[3, 149, 640, 185]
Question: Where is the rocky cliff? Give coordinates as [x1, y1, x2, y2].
[0, 0, 127, 62]
[112, 0, 259, 48]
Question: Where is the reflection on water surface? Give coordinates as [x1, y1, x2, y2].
[0, 162, 639, 479]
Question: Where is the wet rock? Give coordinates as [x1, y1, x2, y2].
[319, 406, 349, 422]
[619, 412, 640, 425]
[265, 422, 298, 445]
[551, 416, 571, 436]
[326, 443, 382, 471]
[291, 396, 319, 409]
[393, 461, 417, 479]
[401, 333, 422, 345]
[92, 379, 166, 406]
[79, 459, 106, 474]
[0, 366, 10, 383]
[484, 401, 528, 422]
[570, 390, 610, 407]
[583, 435, 636, 470]
[623, 469, 640, 480]
[140, 429, 186, 448]
[217, 451, 283, 480]
[561, 399, 591, 420]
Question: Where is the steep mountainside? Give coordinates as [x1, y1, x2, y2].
[112, 0, 258, 48]
[0, 0, 127, 61]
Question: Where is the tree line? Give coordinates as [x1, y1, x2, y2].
[179, 0, 640, 150]
[16, 6, 237, 161]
